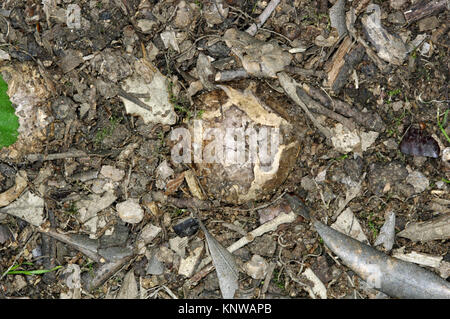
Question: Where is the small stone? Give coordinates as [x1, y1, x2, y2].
[406, 170, 429, 193]
[12, 275, 27, 292]
[59, 49, 83, 73]
[0, 49, 11, 61]
[100, 165, 125, 182]
[139, 224, 162, 244]
[418, 16, 439, 32]
[391, 100, 404, 112]
[178, 242, 204, 277]
[0, 224, 13, 244]
[442, 147, 450, 168]
[383, 138, 398, 150]
[389, 0, 408, 10]
[388, 12, 406, 25]
[243, 255, 269, 279]
[116, 198, 144, 224]
[174, 1, 194, 28]
[146, 253, 164, 275]
[136, 19, 157, 34]
[248, 234, 277, 257]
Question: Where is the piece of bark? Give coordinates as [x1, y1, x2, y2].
[325, 36, 353, 93]
[397, 214, 450, 242]
[294, 86, 356, 131]
[302, 84, 386, 132]
[278, 72, 333, 140]
[354, 0, 372, 15]
[215, 68, 248, 82]
[404, 0, 447, 24]
[325, 37, 365, 94]
[0, 171, 27, 207]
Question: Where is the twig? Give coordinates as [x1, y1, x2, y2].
[302, 83, 386, 132]
[294, 85, 357, 131]
[246, 0, 281, 36]
[25, 150, 115, 163]
[215, 65, 326, 82]
[277, 72, 333, 140]
[404, 0, 447, 23]
[215, 68, 248, 82]
[117, 88, 153, 112]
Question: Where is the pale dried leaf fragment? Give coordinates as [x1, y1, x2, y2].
[61, 264, 81, 299]
[302, 268, 327, 299]
[331, 208, 369, 244]
[76, 191, 117, 237]
[184, 170, 206, 200]
[374, 211, 395, 251]
[196, 53, 215, 90]
[392, 249, 442, 269]
[100, 165, 125, 182]
[361, 4, 407, 65]
[117, 270, 138, 299]
[223, 29, 292, 78]
[178, 242, 204, 277]
[0, 190, 44, 227]
[329, 0, 347, 37]
[160, 29, 180, 52]
[165, 171, 186, 196]
[397, 214, 450, 242]
[0, 170, 27, 207]
[198, 219, 239, 299]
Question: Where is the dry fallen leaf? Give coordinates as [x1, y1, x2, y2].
[198, 218, 239, 299]
[0, 170, 27, 207]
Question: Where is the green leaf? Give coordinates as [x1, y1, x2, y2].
[0, 75, 19, 149]
[6, 265, 62, 276]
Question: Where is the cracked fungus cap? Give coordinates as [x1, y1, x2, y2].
[187, 84, 300, 204]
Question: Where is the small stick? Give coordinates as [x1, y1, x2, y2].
[215, 65, 325, 82]
[117, 88, 153, 112]
[26, 150, 88, 163]
[404, 0, 447, 24]
[294, 85, 357, 131]
[215, 68, 248, 82]
[278, 72, 333, 140]
[246, 0, 281, 36]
